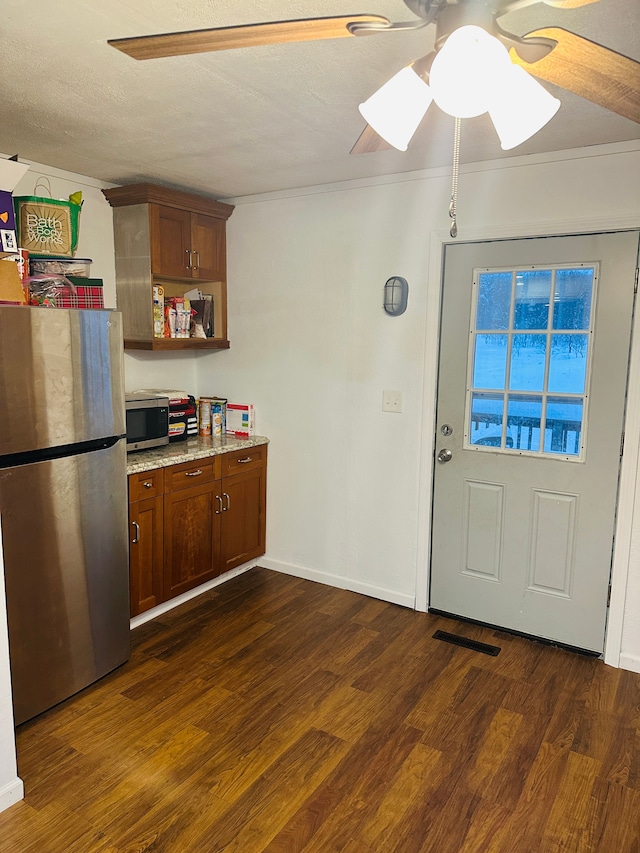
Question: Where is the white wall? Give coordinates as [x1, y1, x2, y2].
[212, 140, 640, 628]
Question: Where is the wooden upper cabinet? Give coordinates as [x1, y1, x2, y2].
[192, 214, 226, 280]
[149, 205, 227, 280]
[150, 204, 193, 278]
[103, 183, 234, 351]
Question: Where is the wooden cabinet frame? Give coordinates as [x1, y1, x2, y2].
[103, 183, 234, 351]
[127, 445, 267, 617]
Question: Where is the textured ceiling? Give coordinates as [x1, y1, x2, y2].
[2, 0, 639, 199]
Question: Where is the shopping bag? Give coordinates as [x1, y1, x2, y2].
[13, 177, 82, 257]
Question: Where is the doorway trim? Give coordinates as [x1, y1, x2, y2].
[415, 215, 640, 669]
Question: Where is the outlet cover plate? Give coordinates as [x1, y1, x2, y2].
[382, 390, 403, 413]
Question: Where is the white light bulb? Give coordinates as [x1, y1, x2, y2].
[489, 64, 561, 149]
[359, 66, 434, 151]
[429, 25, 512, 118]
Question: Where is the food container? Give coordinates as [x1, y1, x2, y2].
[211, 398, 227, 436]
[198, 397, 212, 436]
[30, 257, 92, 277]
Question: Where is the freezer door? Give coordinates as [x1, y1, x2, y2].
[0, 307, 125, 456]
[0, 439, 130, 725]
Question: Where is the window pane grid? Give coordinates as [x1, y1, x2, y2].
[466, 263, 597, 460]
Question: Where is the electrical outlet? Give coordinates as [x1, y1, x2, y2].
[382, 390, 403, 413]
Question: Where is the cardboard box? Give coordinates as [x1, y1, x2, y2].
[226, 403, 255, 437]
[54, 284, 104, 309]
[0, 259, 27, 303]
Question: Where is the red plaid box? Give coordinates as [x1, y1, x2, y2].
[56, 284, 104, 309]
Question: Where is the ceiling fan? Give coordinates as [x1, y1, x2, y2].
[109, 0, 640, 155]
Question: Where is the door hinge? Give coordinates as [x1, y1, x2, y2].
[635, 267, 639, 294]
[607, 584, 612, 607]
[620, 432, 625, 458]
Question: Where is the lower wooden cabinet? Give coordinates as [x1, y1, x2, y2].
[163, 479, 221, 600]
[128, 445, 267, 617]
[129, 494, 164, 617]
[220, 446, 267, 573]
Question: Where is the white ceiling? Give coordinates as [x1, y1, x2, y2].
[2, 0, 639, 200]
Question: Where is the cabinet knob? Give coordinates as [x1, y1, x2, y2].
[143, 481, 153, 489]
[236, 456, 252, 464]
[185, 469, 203, 477]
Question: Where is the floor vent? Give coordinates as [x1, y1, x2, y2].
[433, 630, 501, 657]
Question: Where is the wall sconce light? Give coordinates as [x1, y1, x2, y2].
[384, 276, 409, 316]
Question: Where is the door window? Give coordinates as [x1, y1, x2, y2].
[466, 264, 597, 460]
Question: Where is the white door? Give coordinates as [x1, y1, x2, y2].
[430, 231, 640, 652]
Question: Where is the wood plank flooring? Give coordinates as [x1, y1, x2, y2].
[2, 567, 640, 852]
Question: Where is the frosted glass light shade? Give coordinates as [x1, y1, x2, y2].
[489, 64, 561, 149]
[358, 66, 434, 151]
[429, 25, 511, 118]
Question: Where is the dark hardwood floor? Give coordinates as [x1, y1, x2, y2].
[1, 567, 640, 852]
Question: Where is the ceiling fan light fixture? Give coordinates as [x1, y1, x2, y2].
[489, 64, 561, 150]
[358, 66, 434, 151]
[429, 25, 511, 118]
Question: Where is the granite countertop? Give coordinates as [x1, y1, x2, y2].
[126, 435, 269, 475]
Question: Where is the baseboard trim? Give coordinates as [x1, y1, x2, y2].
[130, 561, 258, 629]
[0, 777, 24, 813]
[619, 653, 640, 674]
[260, 557, 415, 609]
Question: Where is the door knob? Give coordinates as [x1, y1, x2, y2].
[437, 448, 453, 464]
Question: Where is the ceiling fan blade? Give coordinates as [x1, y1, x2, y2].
[108, 15, 391, 60]
[510, 28, 640, 124]
[350, 124, 394, 154]
[542, 0, 601, 8]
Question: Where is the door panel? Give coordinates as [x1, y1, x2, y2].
[430, 231, 639, 652]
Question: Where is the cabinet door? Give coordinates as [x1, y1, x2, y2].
[191, 213, 226, 280]
[129, 495, 164, 617]
[150, 204, 193, 278]
[220, 465, 266, 573]
[164, 480, 222, 599]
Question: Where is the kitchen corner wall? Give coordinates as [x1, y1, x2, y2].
[210, 140, 640, 659]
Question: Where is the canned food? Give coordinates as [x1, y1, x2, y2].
[198, 397, 212, 436]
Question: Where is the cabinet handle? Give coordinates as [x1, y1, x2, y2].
[143, 481, 153, 489]
[215, 494, 223, 515]
[186, 249, 193, 269]
[193, 250, 200, 271]
[222, 492, 230, 511]
[236, 456, 252, 464]
[131, 520, 140, 544]
[185, 469, 203, 477]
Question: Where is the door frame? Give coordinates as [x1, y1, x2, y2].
[415, 215, 640, 669]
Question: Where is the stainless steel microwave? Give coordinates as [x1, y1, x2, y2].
[124, 393, 170, 452]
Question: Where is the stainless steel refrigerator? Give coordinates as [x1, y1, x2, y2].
[0, 306, 130, 725]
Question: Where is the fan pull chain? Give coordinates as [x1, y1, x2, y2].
[449, 117, 461, 238]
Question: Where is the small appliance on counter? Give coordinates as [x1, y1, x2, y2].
[133, 390, 198, 443]
[125, 392, 170, 452]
